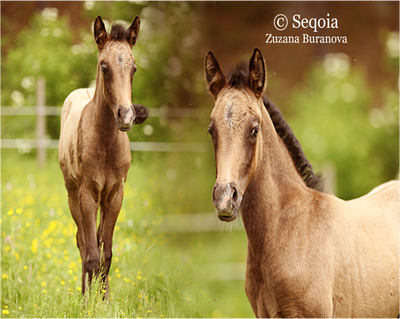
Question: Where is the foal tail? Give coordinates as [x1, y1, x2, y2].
[263, 95, 325, 192]
[132, 104, 149, 124]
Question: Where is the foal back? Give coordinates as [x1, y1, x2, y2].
[331, 180, 399, 317]
[59, 88, 93, 179]
[60, 88, 93, 129]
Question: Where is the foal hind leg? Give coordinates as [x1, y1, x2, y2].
[97, 183, 125, 298]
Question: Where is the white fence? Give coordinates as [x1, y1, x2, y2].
[1, 78, 211, 167]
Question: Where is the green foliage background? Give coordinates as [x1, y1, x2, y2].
[287, 53, 399, 199]
[1, 1, 399, 317]
[2, 2, 398, 199]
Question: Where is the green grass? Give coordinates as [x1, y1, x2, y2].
[1, 150, 253, 318]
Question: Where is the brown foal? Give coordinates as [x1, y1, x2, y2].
[205, 48, 399, 317]
[59, 16, 148, 296]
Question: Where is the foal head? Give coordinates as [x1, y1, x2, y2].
[205, 49, 268, 222]
[94, 16, 147, 131]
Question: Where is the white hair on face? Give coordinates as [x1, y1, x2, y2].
[116, 50, 131, 70]
[117, 52, 125, 69]
[224, 99, 236, 130]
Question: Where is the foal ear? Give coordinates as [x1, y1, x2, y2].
[249, 48, 267, 98]
[125, 16, 140, 48]
[94, 16, 108, 50]
[205, 51, 227, 100]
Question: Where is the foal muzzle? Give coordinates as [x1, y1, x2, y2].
[116, 106, 135, 131]
[212, 182, 242, 222]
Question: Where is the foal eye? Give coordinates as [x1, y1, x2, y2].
[251, 126, 259, 138]
[101, 65, 107, 74]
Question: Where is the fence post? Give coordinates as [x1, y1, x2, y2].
[36, 77, 46, 168]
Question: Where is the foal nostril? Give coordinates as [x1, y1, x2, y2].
[232, 187, 237, 202]
[212, 185, 217, 203]
[230, 183, 239, 204]
[117, 106, 126, 120]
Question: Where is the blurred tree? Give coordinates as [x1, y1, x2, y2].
[82, 2, 208, 143]
[287, 51, 398, 200]
[289, 53, 379, 199]
[370, 31, 400, 184]
[1, 8, 97, 139]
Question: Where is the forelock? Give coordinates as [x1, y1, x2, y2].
[110, 23, 128, 42]
[227, 61, 250, 90]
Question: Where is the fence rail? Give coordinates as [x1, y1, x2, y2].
[1, 106, 209, 118]
[1, 139, 211, 152]
[1, 81, 211, 167]
[1, 106, 62, 116]
[1, 107, 211, 154]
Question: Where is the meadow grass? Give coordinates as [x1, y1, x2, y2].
[1, 150, 253, 318]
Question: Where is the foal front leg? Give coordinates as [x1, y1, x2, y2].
[69, 191, 87, 294]
[78, 183, 101, 291]
[97, 183, 125, 298]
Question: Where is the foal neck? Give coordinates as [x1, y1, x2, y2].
[240, 107, 314, 253]
[90, 73, 119, 133]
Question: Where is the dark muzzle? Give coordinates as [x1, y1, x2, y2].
[116, 106, 135, 131]
[212, 182, 242, 222]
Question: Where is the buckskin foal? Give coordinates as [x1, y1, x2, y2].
[59, 16, 148, 296]
[205, 48, 399, 317]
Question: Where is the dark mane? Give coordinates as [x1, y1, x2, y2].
[226, 63, 325, 192]
[263, 96, 324, 192]
[109, 23, 128, 42]
[227, 61, 250, 90]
